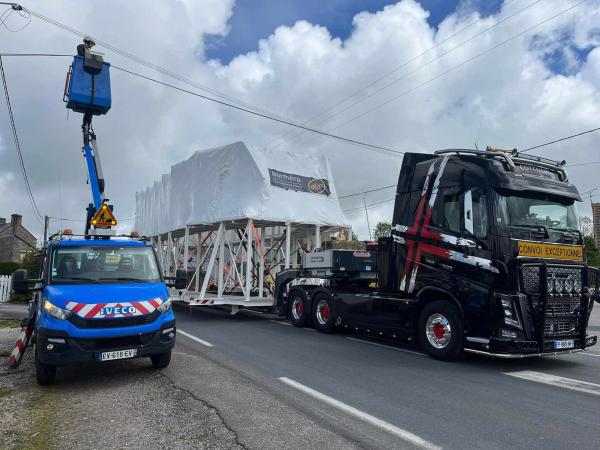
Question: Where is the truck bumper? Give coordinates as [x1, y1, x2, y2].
[465, 335, 597, 358]
[36, 320, 176, 366]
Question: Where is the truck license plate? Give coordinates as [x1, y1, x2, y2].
[553, 340, 574, 350]
[97, 349, 138, 362]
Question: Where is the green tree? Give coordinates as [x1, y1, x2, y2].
[373, 221, 392, 240]
[584, 236, 600, 268]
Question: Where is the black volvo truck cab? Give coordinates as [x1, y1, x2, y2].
[276, 148, 598, 360]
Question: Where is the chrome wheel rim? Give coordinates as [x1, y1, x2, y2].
[316, 299, 330, 325]
[291, 297, 304, 320]
[426, 313, 452, 349]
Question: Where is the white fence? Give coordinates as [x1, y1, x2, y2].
[0, 275, 11, 303]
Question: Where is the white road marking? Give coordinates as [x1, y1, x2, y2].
[278, 377, 440, 450]
[505, 371, 600, 396]
[269, 320, 315, 331]
[580, 351, 600, 358]
[345, 337, 426, 356]
[269, 319, 292, 326]
[178, 329, 214, 347]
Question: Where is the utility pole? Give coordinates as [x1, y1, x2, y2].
[363, 195, 372, 241]
[43, 215, 49, 246]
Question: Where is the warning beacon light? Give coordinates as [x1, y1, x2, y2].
[64, 50, 111, 115]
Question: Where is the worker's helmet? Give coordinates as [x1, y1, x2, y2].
[83, 36, 96, 47]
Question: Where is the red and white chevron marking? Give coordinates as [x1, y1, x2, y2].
[7, 326, 31, 369]
[65, 297, 164, 319]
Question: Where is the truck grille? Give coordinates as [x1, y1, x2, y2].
[544, 319, 576, 337]
[546, 297, 581, 316]
[68, 310, 160, 329]
[519, 264, 586, 340]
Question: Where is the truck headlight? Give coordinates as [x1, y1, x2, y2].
[158, 298, 172, 313]
[44, 300, 72, 320]
[497, 294, 522, 329]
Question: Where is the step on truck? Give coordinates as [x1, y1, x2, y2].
[275, 148, 599, 360]
[12, 231, 186, 384]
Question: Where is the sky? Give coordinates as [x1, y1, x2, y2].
[0, 0, 599, 241]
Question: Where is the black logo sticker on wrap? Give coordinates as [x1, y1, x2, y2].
[269, 169, 331, 196]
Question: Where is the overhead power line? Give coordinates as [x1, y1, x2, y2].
[110, 64, 406, 156]
[287, 0, 588, 152]
[20, 5, 311, 128]
[520, 126, 600, 153]
[0, 52, 406, 157]
[264, 0, 533, 152]
[0, 55, 43, 223]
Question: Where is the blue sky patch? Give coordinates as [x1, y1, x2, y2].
[205, 0, 508, 64]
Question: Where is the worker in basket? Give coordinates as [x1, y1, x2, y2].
[77, 37, 96, 57]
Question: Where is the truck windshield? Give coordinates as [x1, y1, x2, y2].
[51, 246, 161, 284]
[493, 190, 580, 232]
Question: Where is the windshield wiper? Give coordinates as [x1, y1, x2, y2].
[98, 277, 147, 282]
[511, 224, 549, 237]
[53, 276, 99, 283]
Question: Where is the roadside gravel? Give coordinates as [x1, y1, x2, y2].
[0, 323, 243, 450]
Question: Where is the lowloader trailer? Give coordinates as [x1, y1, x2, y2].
[275, 148, 599, 360]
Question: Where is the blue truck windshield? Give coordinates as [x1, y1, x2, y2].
[51, 246, 161, 284]
[493, 191, 580, 232]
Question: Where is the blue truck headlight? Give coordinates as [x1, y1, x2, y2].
[44, 300, 72, 320]
[158, 298, 172, 313]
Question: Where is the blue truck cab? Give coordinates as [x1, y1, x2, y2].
[17, 233, 182, 384]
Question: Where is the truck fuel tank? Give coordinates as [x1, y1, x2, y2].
[302, 249, 377, 273]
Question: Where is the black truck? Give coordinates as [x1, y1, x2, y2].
[275, 148, 598, 360]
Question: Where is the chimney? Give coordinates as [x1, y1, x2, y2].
[0, 217, 5, 225]
[11, 214, 22, 233]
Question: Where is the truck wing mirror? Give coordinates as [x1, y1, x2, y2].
[11, 269, 41, 294]
[175, 268, 188, 290]
[167, 268, 188, 290]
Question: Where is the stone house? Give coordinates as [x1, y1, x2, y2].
[0, 214, 38, 263]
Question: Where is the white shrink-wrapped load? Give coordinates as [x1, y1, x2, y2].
[135, 141, 349, 236]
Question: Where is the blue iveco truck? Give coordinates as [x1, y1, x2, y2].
[12, 41, 185, 384]
[13, 232, 185, 384]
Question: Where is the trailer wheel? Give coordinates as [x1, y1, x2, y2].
[289, 290, 308, 327]
[418, 300, 464, 361]
[313, 294, 335, 333]
[151, 351, 172, 369]
[34, 343, 57, 385]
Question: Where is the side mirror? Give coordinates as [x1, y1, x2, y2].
[11, 269, 30, 294]
[174, 268, 187, 290]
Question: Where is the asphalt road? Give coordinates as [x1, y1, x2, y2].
[168, 304, 600, 450]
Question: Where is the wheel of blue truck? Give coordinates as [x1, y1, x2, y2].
[34, 342, 57, 385]
[289, 290, 308, 327]
[151, 351, 172, 369]
[312, 294, 335, 333]
[418, 300, 464, 361]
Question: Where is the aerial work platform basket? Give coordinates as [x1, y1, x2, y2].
[64, 54, 112, 115]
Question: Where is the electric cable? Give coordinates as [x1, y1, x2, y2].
[0, 55, 43, 223]
[263, 0, 535, 151]
[520, 126, 600, 153]
[110, 64, 407, 156]
[287, 0, 588, 152]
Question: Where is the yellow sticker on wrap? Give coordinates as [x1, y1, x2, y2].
[517, 241, 584, 261]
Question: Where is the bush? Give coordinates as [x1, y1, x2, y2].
[0, 262, 20, 276]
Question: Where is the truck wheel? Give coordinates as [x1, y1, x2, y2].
[151, 351, 172, 369]
[34, 343, 57, 385]
[289, 290, 308, 327]
[418, 300, 464, 361]
[313, 294, 335, 333]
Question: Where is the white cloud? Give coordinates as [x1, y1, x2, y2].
[0, 0, 599, 241]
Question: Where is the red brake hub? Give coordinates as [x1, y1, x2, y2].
[432, 323, 445, 340]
